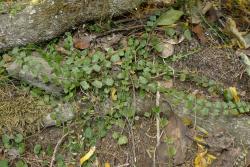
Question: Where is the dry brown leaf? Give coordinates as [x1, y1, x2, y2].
[224, 18, 250, 49]
[111, 87, 117, 101]
[80, 146, 96, 165]
[192, 24, 207, 44]
[55, 45, 71, 56]
[207, 7, 219, 23]
[104, 162, 111, 167]
[2, 54, 13, 63]
[181, 117, 193, 126]
[229, 87, 240, 102]
[194, 144, 208, 167]
[194, 144, 216, 167]
[73, 37, 91, 50]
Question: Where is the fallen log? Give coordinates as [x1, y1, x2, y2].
[0, 0, 145, 51]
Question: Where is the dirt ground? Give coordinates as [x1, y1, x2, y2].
[6, 43, 245, 167]
[1, 6, 250, 166]
[173, 42, 250, 100]
[1, 38, 249, 166]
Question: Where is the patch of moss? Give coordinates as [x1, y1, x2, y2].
[0, 83, 52, 135]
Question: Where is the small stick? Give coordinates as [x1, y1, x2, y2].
[95, 25, 145, 39]
[153, 84, 161, 167]
[156, 86, 160, 147]
[49, 132, 70, 167]
[126, 118, 137, 166]
[115, 163, 130, 167]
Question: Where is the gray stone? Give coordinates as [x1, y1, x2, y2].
[6, 52, 63, 95]
[42, 103, 75, 127]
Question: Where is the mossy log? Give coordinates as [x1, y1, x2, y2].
[0, 0, 145, 51]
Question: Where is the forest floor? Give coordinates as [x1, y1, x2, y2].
[0, 2, 250, 167]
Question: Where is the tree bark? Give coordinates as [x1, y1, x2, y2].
[0, 0, 145, 51]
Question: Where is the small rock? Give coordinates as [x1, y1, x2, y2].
[6, 52, 63, 96]
[7, 148, 20, 160]
[42, 103, 75, 127]
[165, 35, 185, 45]
[161, 43, 174, 58]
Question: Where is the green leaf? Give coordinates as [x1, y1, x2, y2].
[114, 119, 125, 128]
[165, 27, 176, 37]
[154, 44, 163, 52]
[84, 127, 93, 139]
[92, 64, 101, 72]
[110, 54, 120, 63]
[117, 72, 125, 79]
[11, 47, 19, 56]
[184, 29, 192, 40]
[92, 80, 103, 89]
[152, 106, 160, 114]
[147, 21, 154, 27]
[144, 112, 151, 118]
[139, 76, 148, 84]
[147, 83, 157, 93]
[150, 15, 157, 21]
[103, 60, 111, 68]
[105, 78, 114, 86]
[82, 66, 93, 75]
[34, 144, 42, 155]
[112, 132, 120, 140]
[46, 145, 53, 156]
[18, 143, 25, 154]
[122, 108, 135, 118]
[167, 146, 177, 157]
[118, 135, 128, 145]
[92, 52, 100, 63]
[0, 160, 8, 167]
[64, 32, 73, 50]
[157, 9, 184, 26]
[14, 134, 23, 144]
[15, 160, 28, 167]
[80, 81, 90, 90]
[200, 108, 209, 116]
[2, 134, 11, 149]
[128, 38, 134, 46]
[179, 73, 187, 81]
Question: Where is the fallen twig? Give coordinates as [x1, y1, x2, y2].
[115, 163, 130, 167]
[153, 84, 161, 167]
[126, 117, 137, 166]
[156, 89, 160, 147]
[95, 25, 145, 39]
[49, 132, 70, 167]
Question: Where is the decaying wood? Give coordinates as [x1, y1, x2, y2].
[0, 0, 145, 51]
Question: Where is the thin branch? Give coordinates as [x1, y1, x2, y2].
[153, 84, 161, 167]
[95, 25, 145, 39]
[156, 89, 160, 147]
[49, 132, 70, 167]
